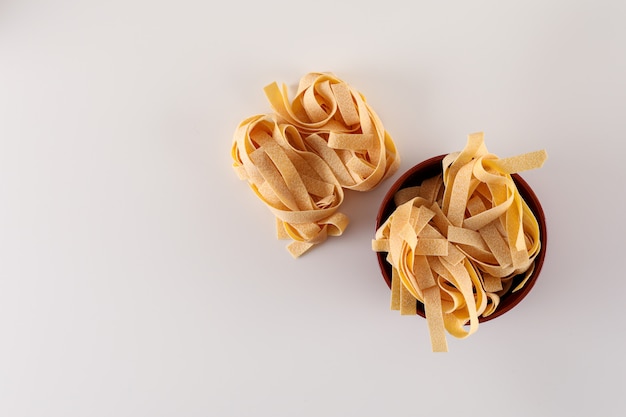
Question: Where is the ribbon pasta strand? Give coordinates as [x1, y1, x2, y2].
[264, 72, 400, 191]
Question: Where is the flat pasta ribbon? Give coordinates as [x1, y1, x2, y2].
[264, 72, 400, 191]
[373, 132, 547, 351]
[233, 73, 400, 257]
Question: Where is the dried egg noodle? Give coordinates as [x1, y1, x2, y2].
[264, 72, 400, 191]
[372, 132, 547, 352]
[233, 73, 400, 257]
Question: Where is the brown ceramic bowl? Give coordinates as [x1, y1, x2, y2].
[375, 154, 547, 322]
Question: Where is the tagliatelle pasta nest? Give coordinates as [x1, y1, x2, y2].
[232, 72, 400, 257]
[372, 132, 547, 352]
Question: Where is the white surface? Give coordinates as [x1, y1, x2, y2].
[1, 1, 625, 416]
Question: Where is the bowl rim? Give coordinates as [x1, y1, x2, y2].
[374, 154, 547, 322]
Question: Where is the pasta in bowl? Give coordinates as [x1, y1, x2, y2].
[372, 133, 547, 352]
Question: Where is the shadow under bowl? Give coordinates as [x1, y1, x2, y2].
[375, 154, 547, 322]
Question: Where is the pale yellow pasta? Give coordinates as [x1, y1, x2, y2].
[264, 72, 400, 191]
[372, 132, 547, 351]
[233, 73, 400, 257]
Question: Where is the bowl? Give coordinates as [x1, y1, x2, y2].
[375, 154, 547, 322]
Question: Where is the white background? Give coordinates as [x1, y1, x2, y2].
[1, 1, 625, 416]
